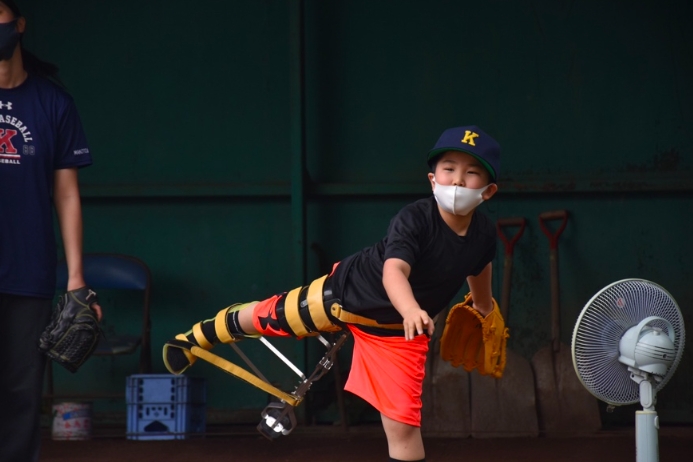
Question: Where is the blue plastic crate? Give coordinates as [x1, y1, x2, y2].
[126, 374, 206, 406]
[126, 374, 206, 440]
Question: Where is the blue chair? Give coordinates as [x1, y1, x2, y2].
[46, 253, 153, 400]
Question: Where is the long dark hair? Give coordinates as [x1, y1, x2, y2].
[3, 0, 64, 86]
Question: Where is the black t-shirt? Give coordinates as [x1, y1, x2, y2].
[331, 196, 496, 325]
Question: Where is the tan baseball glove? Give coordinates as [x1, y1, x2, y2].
[439, 292, 509, 378]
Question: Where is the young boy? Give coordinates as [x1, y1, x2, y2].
[164, 125, 500, 462]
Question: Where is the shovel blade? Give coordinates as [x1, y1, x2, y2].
[421, 356, 472, 437]
[470, 349, 540, 438]
[531, 343, 602, 435]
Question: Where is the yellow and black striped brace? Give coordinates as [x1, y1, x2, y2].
[163, 275, 404, 405]
[162, 302, 260, 374]
[274, 274, 404, 337]
[189, 302, 257, 345]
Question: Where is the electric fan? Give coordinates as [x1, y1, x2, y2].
[572, 279, 685, 462]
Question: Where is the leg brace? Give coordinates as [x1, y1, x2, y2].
[272, 274, 404, 337]
[162, 302, 258, 375]
[162, 274, 404, 438]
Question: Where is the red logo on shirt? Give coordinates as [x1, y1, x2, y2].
[0, 128, 18, 155]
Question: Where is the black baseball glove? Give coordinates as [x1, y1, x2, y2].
[39, 286, 101, 373]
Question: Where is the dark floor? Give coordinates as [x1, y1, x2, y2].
[40, 424, 693, 462]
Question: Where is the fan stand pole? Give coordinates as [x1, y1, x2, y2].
[631, 369, 659, 462]
[636, 410, 658, 462]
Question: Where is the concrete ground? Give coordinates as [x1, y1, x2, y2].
[40, 423, 693, 462]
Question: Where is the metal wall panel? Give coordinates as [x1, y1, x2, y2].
[21, 0, 692, 425]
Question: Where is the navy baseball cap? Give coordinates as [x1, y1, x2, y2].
[427, 125, 501, 182]
[2, 1, 21, 17]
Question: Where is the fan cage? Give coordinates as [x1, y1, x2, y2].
[572, 279, 685, 406]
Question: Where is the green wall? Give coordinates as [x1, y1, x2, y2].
[21, 0, 692, 426]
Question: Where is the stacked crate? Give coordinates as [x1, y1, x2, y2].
[126, 374, 206, 440]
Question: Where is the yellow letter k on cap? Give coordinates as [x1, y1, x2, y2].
[461, 130, 479, 146]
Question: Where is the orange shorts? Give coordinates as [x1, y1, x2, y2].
[345, 325, 429, 427]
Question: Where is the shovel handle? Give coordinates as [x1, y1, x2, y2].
[538, 210, 569, 352]
[538, 210, 568, 250]
[497, 217, 527, 319]
[497, 217, 527, 256]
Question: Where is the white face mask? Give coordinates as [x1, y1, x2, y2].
[432, 178, 489, 216]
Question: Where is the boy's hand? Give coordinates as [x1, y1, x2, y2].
[402, 308, 435, 341]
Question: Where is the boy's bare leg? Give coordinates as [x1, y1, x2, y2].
[238, 302, 260, 335]
[381, 413, 425, 461]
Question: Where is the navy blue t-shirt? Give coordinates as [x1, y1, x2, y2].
[0, 74, 92, 298]
[331, 196, 497, 325]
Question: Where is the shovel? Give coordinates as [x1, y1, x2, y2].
[421, 311, 472, 437]
[530, 210, 601, 435]
[470, 217, 539, 438]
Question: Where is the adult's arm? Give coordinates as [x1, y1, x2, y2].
[54, 167, 102, 320]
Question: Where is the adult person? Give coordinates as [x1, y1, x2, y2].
[0, 2, 101, 461]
